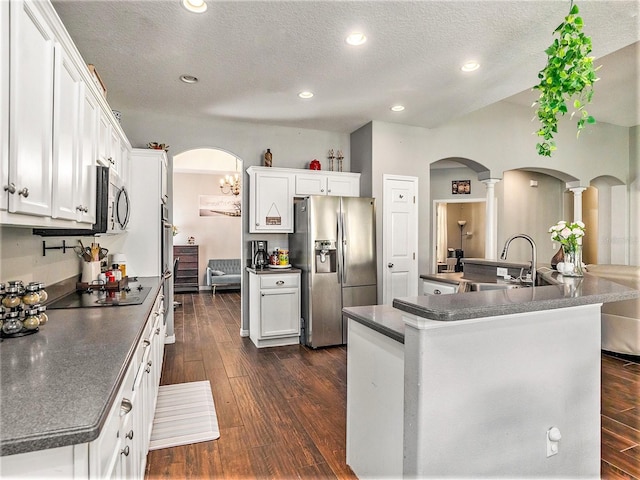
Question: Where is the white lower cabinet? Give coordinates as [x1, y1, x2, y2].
[249, 271, 301, 348]
[92, 288, 165, 479]
[422, 279, 458, 295]
[1, 288, 166, 479]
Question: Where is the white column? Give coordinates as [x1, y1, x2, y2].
[482, 178, 500, 259]
[570, 187, 587, 222]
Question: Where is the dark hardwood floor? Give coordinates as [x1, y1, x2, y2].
[146, 291, 640, 479]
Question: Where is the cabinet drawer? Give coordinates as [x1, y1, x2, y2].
[260, 274, 299, 289]
[173, 246, 198, 255]
[422, 280, 458, 295]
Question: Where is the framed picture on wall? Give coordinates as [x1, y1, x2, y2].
[199, 195, 241, 216]
[452, 180, 471, 195]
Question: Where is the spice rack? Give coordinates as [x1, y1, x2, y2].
[1, 281, 49, 339]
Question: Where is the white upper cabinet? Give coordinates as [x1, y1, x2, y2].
[109, 125, 122, 176]
[247, 167, 294, 233]
[0, 1, 8, 212]
[7, 0, 55, 217]
[97, 108, 110, 167]
[295, 171, 360, 197]
[1, 0, 130, 227]
[51, 42, 82, 220]
[77, 84, 98, 224]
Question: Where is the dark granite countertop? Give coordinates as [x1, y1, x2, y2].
[394, 272, 638, 322]
[0, 277, 163, 456]
[345, 271, 638, 344]
[246, 266, 302, 274]
[419, 272, 463, 285]
[342, 305, 406, 344]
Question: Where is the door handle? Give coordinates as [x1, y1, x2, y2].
[388, 263, 394, 268]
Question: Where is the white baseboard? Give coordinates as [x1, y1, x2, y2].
[240, 329, 249, 337]
[164, 334, 176, 344]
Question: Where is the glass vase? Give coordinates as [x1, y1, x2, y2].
[562, 245, 584, 277]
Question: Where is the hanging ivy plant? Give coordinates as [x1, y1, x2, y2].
[533, 2, 600, 156]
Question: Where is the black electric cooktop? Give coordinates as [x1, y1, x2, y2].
[47, 284, 152, 309]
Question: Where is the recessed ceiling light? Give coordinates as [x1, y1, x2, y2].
[346, 32, 367, 46]
[390, 105, 405, 112]
[182, 0, 207, 13]
[180, 74, 198, 84]
[298, 91, 314, 99]
[461, 61, 480, 72]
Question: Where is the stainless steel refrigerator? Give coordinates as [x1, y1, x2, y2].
[289, 196, 377, 348]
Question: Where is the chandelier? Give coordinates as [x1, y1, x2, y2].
[219, 173, 241, 196]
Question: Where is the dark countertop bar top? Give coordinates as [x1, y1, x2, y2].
[419, 272, 463, 285]
[0, 277, 163, 457]
[246, 266, 301, 274]
[342, 305, 406, 344]
[345, 270, 639, 344]
[395, 271, 638, 322]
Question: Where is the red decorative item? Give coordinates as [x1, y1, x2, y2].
[309, 159, 321, 170]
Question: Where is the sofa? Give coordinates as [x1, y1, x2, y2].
[586, 264, 640, 356]
[206, 259, 242, 294]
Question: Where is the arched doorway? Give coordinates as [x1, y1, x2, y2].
[172, 147, 243, 300]
[430, 157, 490, 273]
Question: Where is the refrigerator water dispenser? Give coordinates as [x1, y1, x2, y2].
[314, 240, 337, 273]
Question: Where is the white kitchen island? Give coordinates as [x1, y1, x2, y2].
[344, 272, 639, 478]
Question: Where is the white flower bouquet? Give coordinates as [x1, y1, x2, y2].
[548, 220, 585, 252]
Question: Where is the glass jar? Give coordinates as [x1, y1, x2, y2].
[22, 283, 41, 306]
[2, 282, 22, 308]
[23, 308, 40, 330]
[2, 311, 23, 335]
[37, 305, 48, 326]
[37, 282, 48, 303]
[278, 249, 289, 266]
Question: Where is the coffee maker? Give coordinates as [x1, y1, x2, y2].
[251, 240, 269, 269]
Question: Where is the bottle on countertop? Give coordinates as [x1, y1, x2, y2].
[264, 148, 273, 167]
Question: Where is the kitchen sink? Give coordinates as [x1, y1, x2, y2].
[466, 281, 532, 292]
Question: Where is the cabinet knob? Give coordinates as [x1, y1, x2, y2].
[18, 187, 29, 198]
[387, 263, 394, 268]
[125, 430, 134, 440]
[256, 222, 260, 226]
[4, 183, 16, 194]
[155, 327, 161, 335]
[433, 289, 442, 295]
[121, 446, 130, 457]
[76, 205, 83, 212]
[143, 339, 151, 347]
[120, 398, 133, 414]
[327, 189, 331, 193]
[276, 280, 284, 285]
[145, 366, 151, 373]
[320, 189, 324, 193]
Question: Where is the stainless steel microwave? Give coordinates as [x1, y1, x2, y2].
[33, 166, 130, 237]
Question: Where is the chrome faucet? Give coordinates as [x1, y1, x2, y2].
[500, 234, 537, 285]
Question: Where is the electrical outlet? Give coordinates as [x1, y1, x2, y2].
[497, 267, 508, 277]
[546, 427, 562, 457]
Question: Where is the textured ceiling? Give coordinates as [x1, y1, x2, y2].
[52, 0, 639, 133]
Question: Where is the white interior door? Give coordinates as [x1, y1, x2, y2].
[383, 175, 418, 305]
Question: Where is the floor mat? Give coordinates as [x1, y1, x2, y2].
[149, 381, 220, 450]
